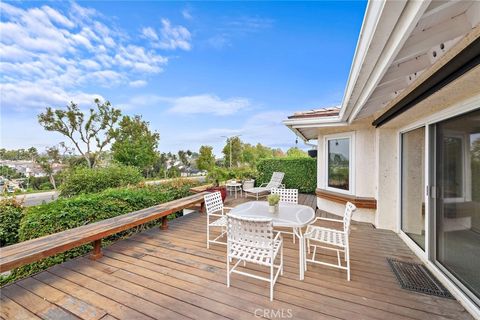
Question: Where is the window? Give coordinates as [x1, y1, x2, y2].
[325, 133, 354, 194]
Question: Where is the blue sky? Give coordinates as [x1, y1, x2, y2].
[0, 1, 366, 156]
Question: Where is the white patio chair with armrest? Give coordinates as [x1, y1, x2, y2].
[226, 214, 283, 301]
[204, 192, 232, 249]
[271, 188, 299, 244]
[243, 172, 285, 200]
[303, 202, 356, 280]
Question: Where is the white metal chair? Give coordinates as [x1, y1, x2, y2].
[226, 214, 283, 301]
[304, 202, 356, 280]
[243, 172, 285, 200]
[271, 188, 299, 243]
[204, 192, 231, 248]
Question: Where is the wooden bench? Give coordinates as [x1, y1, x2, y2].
[0, 192, 208, 272]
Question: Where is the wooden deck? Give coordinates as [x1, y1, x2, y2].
[1, 194, 474, 320]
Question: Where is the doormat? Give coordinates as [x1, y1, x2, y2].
[387, 258, 453, 299]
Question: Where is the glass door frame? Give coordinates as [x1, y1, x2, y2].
[396, 98, 480, 309]
[399, 124, 429, 254]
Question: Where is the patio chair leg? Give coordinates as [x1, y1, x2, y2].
[346, 245, 351, 281]
[270, 263, 274, 301]
[207, 221, 210, 249]
[304, 238, 307, 272]
[307, 239, 310, 254]
[281, 242, 284, 275]
[292, 228, 295, 244]
[227, 256, 230, 287]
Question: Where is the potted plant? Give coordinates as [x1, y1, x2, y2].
[206, 167, 228, 201]
[267, 194, 280, 213]
[242, 169, 256, 190]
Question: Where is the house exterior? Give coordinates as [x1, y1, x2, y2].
[284, 0, 480, 317]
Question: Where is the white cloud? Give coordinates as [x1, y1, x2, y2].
[116, 93, 251, 116]
[182, 8, 193, 20]
[167, 94, 250, 116]
[208, 15, 273, 49]
[207, 34, 231, 49]
[163, 110, 296, 155]
[227, 16, 274, 31]
[141, 27, 159, 41]
[129, 80, 147, 88]
[158, 19, 192, 51]
[0, 81, 104, 112]
[0, 2, 169, 112]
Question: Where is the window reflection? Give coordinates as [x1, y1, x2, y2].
[328, 138, 350, 191]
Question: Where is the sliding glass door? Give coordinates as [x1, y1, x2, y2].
[401, 126, 426, 250]
[433, 109, 480, 303]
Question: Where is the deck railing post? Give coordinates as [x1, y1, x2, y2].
[90, 239, 103, 260]
[161, 216, 169, 230]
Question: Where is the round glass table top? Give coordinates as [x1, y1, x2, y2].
[229, 201, 315, 228]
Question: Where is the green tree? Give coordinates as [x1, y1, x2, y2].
[197, 146, 215, 171]
[222, 136, 243, 168]
[36, 146, 61, 190]
[27, 147, 38, 162]
[111, 115, 159, 175]
[152, 152, 168, 178]
[286, 147, 308, 158]
[178, 150, 189, 168]
[38, 99, 121, 168]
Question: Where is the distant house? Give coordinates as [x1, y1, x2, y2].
[284, 1, 480, 316]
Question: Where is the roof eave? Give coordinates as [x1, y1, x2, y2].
[339, 0, 431, 123]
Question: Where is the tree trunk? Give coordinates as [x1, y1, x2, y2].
[49, 174, 57, 190]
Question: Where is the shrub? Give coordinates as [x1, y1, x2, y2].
[227, 167, 257, 180]
[60, 165, 143, 197]
[256, 158, 317, 193]
[1, 179, 200, 285]
[0, 198, 24, 247]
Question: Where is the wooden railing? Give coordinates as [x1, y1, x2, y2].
[0, 192, 208, 272]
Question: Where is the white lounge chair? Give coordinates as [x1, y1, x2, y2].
[204, 192, 231, 248]
[304, 202, 356, 280]
[271, 188, 299, 243]
[243, 172, 285, 200]
[226, 214, 283, 301]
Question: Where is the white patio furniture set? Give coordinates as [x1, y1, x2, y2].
[203, 172, 357, 300]
[226, 171, 286, 200]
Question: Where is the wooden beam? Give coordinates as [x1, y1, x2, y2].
[380, 53, 431, 84]
[395, 12, 473, 64]
[418, 1, 472, 32]
[373, 36, 480, 127]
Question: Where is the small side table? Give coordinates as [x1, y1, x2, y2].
[226, 182, 243, 199]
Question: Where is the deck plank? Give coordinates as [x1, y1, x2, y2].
[1, 194, 473, 320]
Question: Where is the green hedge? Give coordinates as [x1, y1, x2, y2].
[60, 165, 143, 197]
[0, 179, 200, 285]
[256, 158, 317, 193]
[0, 198, 24, 247]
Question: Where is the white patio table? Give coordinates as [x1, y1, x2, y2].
[229, 201, 315, 280]
[226, 182, 243, 199]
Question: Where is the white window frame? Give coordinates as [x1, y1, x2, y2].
[324, 132, 355, 195]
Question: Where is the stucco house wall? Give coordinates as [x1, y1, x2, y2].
[314, 64, 480, 231]
[316, 124, 377, 224]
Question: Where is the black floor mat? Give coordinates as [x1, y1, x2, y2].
[387, 258, 453, 299]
